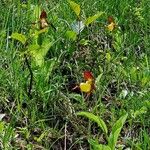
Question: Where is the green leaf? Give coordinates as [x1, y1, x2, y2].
[28, 44, 42, 66]
[132, 106, 147, 119]
[30, 4, 41, 24]
[89, 139, 111, 150]
[0, 30, 6, 38]
[77, 111, 108, 134]
[0, 122, 4, 133]
[68, 0, 81, 17]
[95, 74, 103, 85]
[108, 113, 128, 150]
[34, 28, 48, 37]
[85, 12, 104, 26]
[144, 100, 150, 109]
[36, 131, 47, 142]
[28, 41, 52, 66]
[106, 52, 111, 62]
[41, 58, 57, 81]
[79, 39, 89, 45]
[40, 41, 52, 57]
[68, 93, 84, 103]
[66, 30, 77, 41]
[11, 32, 27, 44]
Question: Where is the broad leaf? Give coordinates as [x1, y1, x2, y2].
[68, 93, 84, 103]
[11, 32, 27, 44]
[66, 30, 77, 41]
[0, 122, 4, 133]
[28, 41, 52, 66]
[79, 39, 89, 45]
[42, 58, 57, 81]
[34, 28, 48, 37]
[68, 0, 81, 17]
[77, 111, 108, 134]
[85, 12, 104, 26]
[30, 4, 41, 24]
[28, 44, 42, 66]
[40, 41, 52, 57]
[106, 52, 111, 62]
[89, 139, 111, 150]
[108, 113, 128, 150]
[132, 106, 147, 119]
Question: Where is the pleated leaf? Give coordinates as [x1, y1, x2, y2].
[85, 12, 104, 26]
[77, 111, 108, 134]
[68, 0, 81, 17]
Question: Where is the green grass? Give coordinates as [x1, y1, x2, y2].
[0, 0, 150, 149]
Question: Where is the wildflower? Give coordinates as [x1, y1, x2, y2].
[40, 10, 49, 29]
[79, 81, 92, 93]
[83, 71, 94, 81]
[72, 71, 95, 96]
[39, 10, 56, 31]
[79, 71, 95, 93]
[107, 16, 116, 31]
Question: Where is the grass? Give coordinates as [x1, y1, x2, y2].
[0, 0, 150, 149]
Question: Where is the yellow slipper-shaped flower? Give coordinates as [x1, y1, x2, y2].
[107, 22, 115, 31]
[79, 82, 91, 93]
[107, 16, 116, 31]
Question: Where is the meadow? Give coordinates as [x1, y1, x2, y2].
[0, 0, 150, 149]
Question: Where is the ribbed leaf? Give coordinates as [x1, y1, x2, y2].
[66, 30, 77, 41]
[0, 122, 4, 133]
[89, 139, 111, 150]
[68, 0, 81, 17]
[108, 113, 128, 149]
[28, 41, 52, 66]
[85, 12, 104, 26]
[68, 93, 84, 103]
[106, 52, 111, 62]
[77, 111, 108, 134]
[11, 32, 27, 44]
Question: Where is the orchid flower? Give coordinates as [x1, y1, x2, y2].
[39, 10, 56, 31]
[79, 71, 95, 94]
[107, 16, 116, 31]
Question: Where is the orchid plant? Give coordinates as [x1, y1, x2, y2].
[73, 71, 95, 99]
[107, 16, 116, 31]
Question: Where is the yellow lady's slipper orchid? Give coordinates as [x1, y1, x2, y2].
[107, 22, 115, 31]
[72, 71, 95, 95]
[107, 16, 116, 31]
[79, 82, 91, 93]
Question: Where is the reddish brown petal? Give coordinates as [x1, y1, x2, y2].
[40, 10, 47, 19]
[108, 16, 114, 23]
[83, 71, 94, 81]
